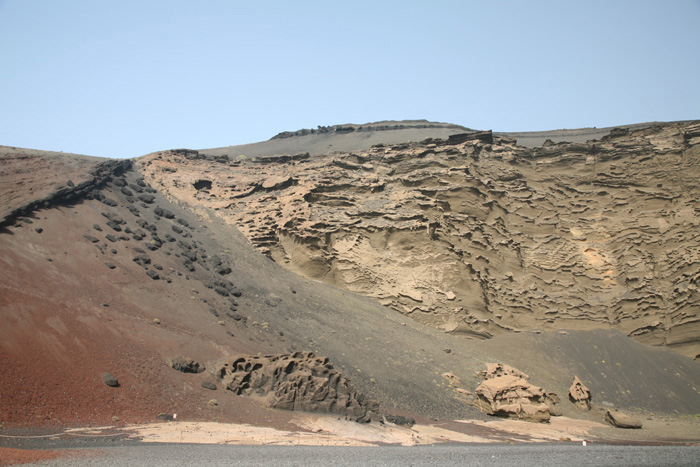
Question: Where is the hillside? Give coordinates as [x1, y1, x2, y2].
[1, 121, 699, 444]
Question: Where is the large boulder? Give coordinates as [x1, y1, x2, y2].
[214, 351, 374, 422]
[569, 376, 592, 410]
[474, 375, 551, 423]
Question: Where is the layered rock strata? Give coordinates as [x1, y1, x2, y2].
[140, 121, 700, 358]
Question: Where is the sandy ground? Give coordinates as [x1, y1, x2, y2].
[51, 414, 700, 447]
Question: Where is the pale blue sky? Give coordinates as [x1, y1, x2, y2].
[1, 0, 699, 158]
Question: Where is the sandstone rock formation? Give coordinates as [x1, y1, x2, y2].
[139, 121, 700, 358]
[569, 376, 592, 410]
[605, 409, 643, 429]
[474, 374, 551, 423]
[214, 352, 373, 422]
[473, 363, 559, 422]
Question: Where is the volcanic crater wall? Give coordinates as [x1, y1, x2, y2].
[140, 122, 700, 358]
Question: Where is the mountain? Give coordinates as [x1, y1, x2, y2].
[1, 121, 699, 441]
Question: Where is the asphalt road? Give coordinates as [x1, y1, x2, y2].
[21, 444, 700, 466]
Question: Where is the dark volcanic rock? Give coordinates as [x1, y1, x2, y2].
[138, 194, 155, 204]
[101, 198, 118, 207]
[105, 220, 122, 232]
[83, 235, 100, 243]
[171, 356, 205, 373]
[103, 373, 119, 387]
[146, 270, 159, 280]
[383, 414, 415, 427]
[154, 206, 175, 219]
[133, 254, 151, 267]
[201, 381, 217, 391]
[214, 352, 373, 422]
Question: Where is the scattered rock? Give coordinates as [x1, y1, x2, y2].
[201, 381, 217, 390]
[83, 235, 100, 243]
[154, 206, 175, 219]
[104, 262, 116, 269]
[383, 414, 415, 427]
[103, 373, 119, 387]
[105, 220, 122, 232]
[133, 254, 151, 267]
[138, 194, 155, 204]
[146, 270, 159, 280]
[101, 198, 118, 207]
[605, 409, 643, 429]
[171, 356, 205, 373]
[34, 227, 43, 234]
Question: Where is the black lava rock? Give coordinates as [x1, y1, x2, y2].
[103, 373, 119, 387]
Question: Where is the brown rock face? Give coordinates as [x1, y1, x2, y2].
[214, 352, 373, 422]
[140, 121, 700, 358]
[569, 376, 592, 410]
[474, 375, 551, 423]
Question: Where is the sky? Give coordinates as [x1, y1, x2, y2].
[1, 0, 699, 159]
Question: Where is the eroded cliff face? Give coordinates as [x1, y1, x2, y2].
[139, 122, 700, 358]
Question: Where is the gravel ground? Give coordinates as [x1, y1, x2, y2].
[15, 443, 700, 467]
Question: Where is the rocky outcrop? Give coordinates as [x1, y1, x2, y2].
[474, 375, 551, 423]
[569, 376, 592, 410]
[605, 409, 643, 429]
[0, 154, 131, 227]
[214, 352, 374, 422]
[140, 121, 700, 358]
[473, 363, 558, 423]
[271, 120, 469, 140]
